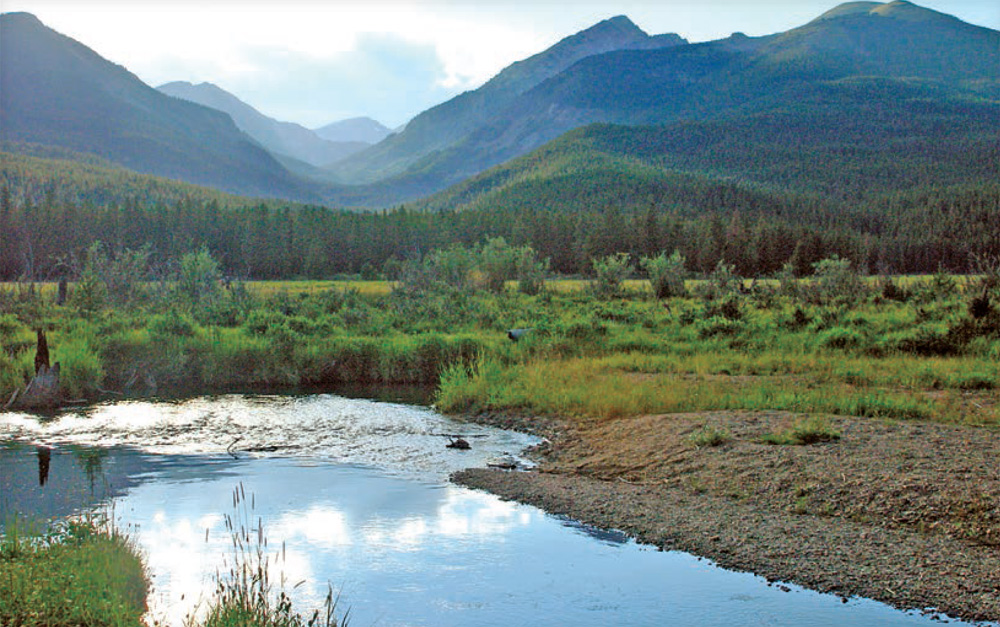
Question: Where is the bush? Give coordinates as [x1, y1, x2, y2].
[177, 248, 222, 303]
[818, 326, 865, 350]
[641, 250, 687, 299]
[589, 253, 631, 299]
[809, 256, 865, 304]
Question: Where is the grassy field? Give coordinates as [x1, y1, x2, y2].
[1, 266, 998, 427]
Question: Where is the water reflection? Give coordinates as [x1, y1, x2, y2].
[36, 445, 50, 486]
[1, 395, 991, 627]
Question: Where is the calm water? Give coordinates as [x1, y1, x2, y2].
[0, 394, 986, 626]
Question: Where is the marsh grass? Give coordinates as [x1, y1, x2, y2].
[192, 484, 347, 627]
[0, 513, 148, 627]
[2, 276, 998, 427]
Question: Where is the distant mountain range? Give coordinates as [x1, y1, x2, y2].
[314, 117, 393, 145]
[157, 81, 375, 167]
[1, 2, 998, 211]
[0, 12, 319, 202]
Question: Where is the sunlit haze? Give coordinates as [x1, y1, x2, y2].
[2, 1, 998, 130]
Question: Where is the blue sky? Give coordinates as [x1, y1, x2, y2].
[4, 0, 998, 128]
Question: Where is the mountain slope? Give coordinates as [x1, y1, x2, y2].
[327, 16, 686, 184]
[0, 12, 316, 200]
[157, 81, 369, 166]
[420, 83, 1000, 216]
[365, 0, 999, 204]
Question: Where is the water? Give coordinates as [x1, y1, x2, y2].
[0, 394, 985, 626]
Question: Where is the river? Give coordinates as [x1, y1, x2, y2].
[0, 393, 983, 626]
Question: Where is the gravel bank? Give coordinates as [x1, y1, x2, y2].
[452, 410, 1000, 624]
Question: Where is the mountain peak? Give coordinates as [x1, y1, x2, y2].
[813, 1, 961, 25]
[575, 15, 648, 43]
[0, 11, 43, 26]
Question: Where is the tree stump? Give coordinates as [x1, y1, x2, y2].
[6, 330, 61, 410]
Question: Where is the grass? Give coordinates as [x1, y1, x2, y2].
[687, 424, 732, 447]
[761, 416, 842, 445]
[0, 488, 347, 627]
[2, 274, 998, 427]
[0, 514, 149, 627]
[191, 484, 347, 627]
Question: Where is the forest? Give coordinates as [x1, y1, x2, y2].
[2, 148, 998, 282]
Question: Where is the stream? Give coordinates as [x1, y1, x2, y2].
[0, 393, 986, 626]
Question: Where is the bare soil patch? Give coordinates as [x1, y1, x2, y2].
[453, 409, 1000, 623]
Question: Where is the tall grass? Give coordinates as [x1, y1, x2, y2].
[193, 484, 346, 627]
[0, 513, 148, 627]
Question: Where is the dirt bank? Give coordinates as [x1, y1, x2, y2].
[452, 410, 1000, 624]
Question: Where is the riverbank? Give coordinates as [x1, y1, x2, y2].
[453, 409, 1000, 624]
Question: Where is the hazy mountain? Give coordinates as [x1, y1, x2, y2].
[157, 81, 368, 166]
[314, 117, 392, 145]
[0, 12, 317, 201]
[327, 15, 687, 184]
[360, 0, 999, 204]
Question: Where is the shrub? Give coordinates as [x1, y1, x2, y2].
[818, 326, 865, 350]
[589, 253, 631, 299]
[809, 256, 865, 304]
[517, 248, 549, 296]
[641, 250, 687, 299]
[695, 260, 740, 301]
[177, 248, 222, 304]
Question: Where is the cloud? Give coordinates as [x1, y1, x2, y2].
[151, 32, 461, 128]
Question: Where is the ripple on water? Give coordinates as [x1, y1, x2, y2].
[0, 394, 538, 479]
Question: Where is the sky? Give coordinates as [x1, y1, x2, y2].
[2, 0, 998, 129]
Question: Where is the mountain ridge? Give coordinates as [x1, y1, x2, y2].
[326, 15, 687, 184]
[156, 80, 371, 167]
[0, 12, 318, 201]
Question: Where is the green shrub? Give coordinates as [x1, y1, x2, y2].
[589, 253, 631, 299]
[149, 310, 197, 338]
[55, 339, 104, 398]
[641, 250, 687, 299]
[818, 326, 865, 350]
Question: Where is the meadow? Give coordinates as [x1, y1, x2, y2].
[1, 247, 998, 428]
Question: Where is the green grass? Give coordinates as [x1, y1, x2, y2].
[687, 424, 732, 447]
[761, 416, 842, 445]
[2, 275, 998, 427]
[0, 515, 148, 627]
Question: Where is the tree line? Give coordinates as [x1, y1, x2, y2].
[2, 178, 998, 282]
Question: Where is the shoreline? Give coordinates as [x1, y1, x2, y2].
[453, 410, 1000, 624]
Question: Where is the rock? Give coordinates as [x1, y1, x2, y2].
[447, 437, 471, 450]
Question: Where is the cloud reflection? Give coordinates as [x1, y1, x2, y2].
[134, 479, 536, 625]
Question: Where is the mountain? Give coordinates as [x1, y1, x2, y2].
[352, 0, 999, 205]
[314, 117, 392, 145]
[0, 12, 317, 200]
[157, 81, 368, 166]
[327, 15, 686, 184]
